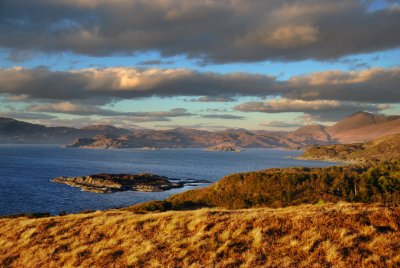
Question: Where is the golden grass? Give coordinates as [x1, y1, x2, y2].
[0, 202, 399, 267]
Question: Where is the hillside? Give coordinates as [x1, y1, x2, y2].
[165, 161, 400, 210]
[301, 134, 400, 162]
[1, 203, 399, 267]
[326, 112, 400, 143]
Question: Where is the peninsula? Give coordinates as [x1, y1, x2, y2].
[52, 173, 210, 193]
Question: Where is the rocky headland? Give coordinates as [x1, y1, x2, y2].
[52, 173, 210, 193]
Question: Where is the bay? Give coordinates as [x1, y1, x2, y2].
[0, 145, 338, 215]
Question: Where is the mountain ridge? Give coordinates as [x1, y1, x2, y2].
[1, 111, 400, 148]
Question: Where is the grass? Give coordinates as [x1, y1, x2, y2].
[1, 202, 399, 267]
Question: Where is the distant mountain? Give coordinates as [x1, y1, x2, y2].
[328, 113, 400, 143]
[67, 128, 297, 149]
[2, 111, 400, 148]
[81, 124, 132, 137]
[287, 124, 331, 146]
[0, 118, 133, 144]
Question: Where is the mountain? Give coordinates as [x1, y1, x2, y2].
[0, 118, 133, 144]
[81, 125, 132, 137]
[2, 111, 400, 147]
[287, 124, 331, 145]
[67, 128, 297, 149]
[326, 111, 400, 143]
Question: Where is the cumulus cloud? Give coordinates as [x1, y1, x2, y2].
[153, 123, 229, 131]
[234, 98, 391, 121]
[1, 0, 399, 62]
[27, 101, 194, 122]
[260, 121, 304, 128]
[1, 66, 399, 105]
[0, 67, 280, 103]
[285, 68, 400, 103]
[201, 114, 245, 120]
[0, 111, 57, 120]
[137, 60, 174, 66]
[188, 96, 237, 102]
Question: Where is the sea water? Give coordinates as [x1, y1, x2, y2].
[0, 145, 338, 215]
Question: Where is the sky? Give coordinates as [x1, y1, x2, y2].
[0, 0, 399, 131]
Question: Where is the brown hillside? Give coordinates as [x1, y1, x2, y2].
[326, 111, 399, 137]
[1, 203, 399, 267]
[301, 134, 400, 162]
[332, 118, 400, 143]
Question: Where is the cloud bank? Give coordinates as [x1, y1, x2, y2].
[1, 0, 399, 62]
[1, 66, 399, 105]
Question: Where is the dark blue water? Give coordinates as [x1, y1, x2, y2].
[0, 145, 338, 215]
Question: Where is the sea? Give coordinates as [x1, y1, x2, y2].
[0, 145, 338, 215]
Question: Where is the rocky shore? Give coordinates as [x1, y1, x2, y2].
[52, 173, 210, 193]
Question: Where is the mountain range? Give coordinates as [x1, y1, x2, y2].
[1, 111, 400, 148]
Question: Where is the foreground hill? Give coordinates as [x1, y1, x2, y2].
[301, 134, 400, 162]
[165, 161, 400, 210]
[1, 203, 399, 267]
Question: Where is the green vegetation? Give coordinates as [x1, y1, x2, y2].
[164, 160, 400, 210]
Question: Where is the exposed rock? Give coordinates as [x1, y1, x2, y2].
[52, 173, 210, 193]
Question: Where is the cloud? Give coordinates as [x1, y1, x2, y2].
[0, 67, 279, 103]
[1, 0, 399, 63]
[234, 98, 390, 121]
[285, 68, 400, 103]
[188, 96, 236, 102]
[201, 114, 245, 120]
[137, 60, 174, 65]
[0, 111, 57, 120]
[153, 123, 229, 131]
[260, 121, 304, 128]
[1, 66, 399, 105]
[27, 102, 194, 122]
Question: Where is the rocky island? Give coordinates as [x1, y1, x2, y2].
[205, 143, 243, 152]
[52, 173, 210, 193]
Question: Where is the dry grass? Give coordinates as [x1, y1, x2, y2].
[0, 202, 399, 267]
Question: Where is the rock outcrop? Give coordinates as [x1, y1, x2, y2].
[52, 173, 210, 193]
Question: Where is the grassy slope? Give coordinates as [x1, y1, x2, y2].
[1, 203, 400, 267]
[166, 162, 400, 210]
[300, 134, 400, 162]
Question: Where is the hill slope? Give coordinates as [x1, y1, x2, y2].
[1, 203, 399, 267]
[326, 112, 400, 143]
[301, 134, 400, 162]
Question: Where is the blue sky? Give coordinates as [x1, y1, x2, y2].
[0, 0, 399, 130]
